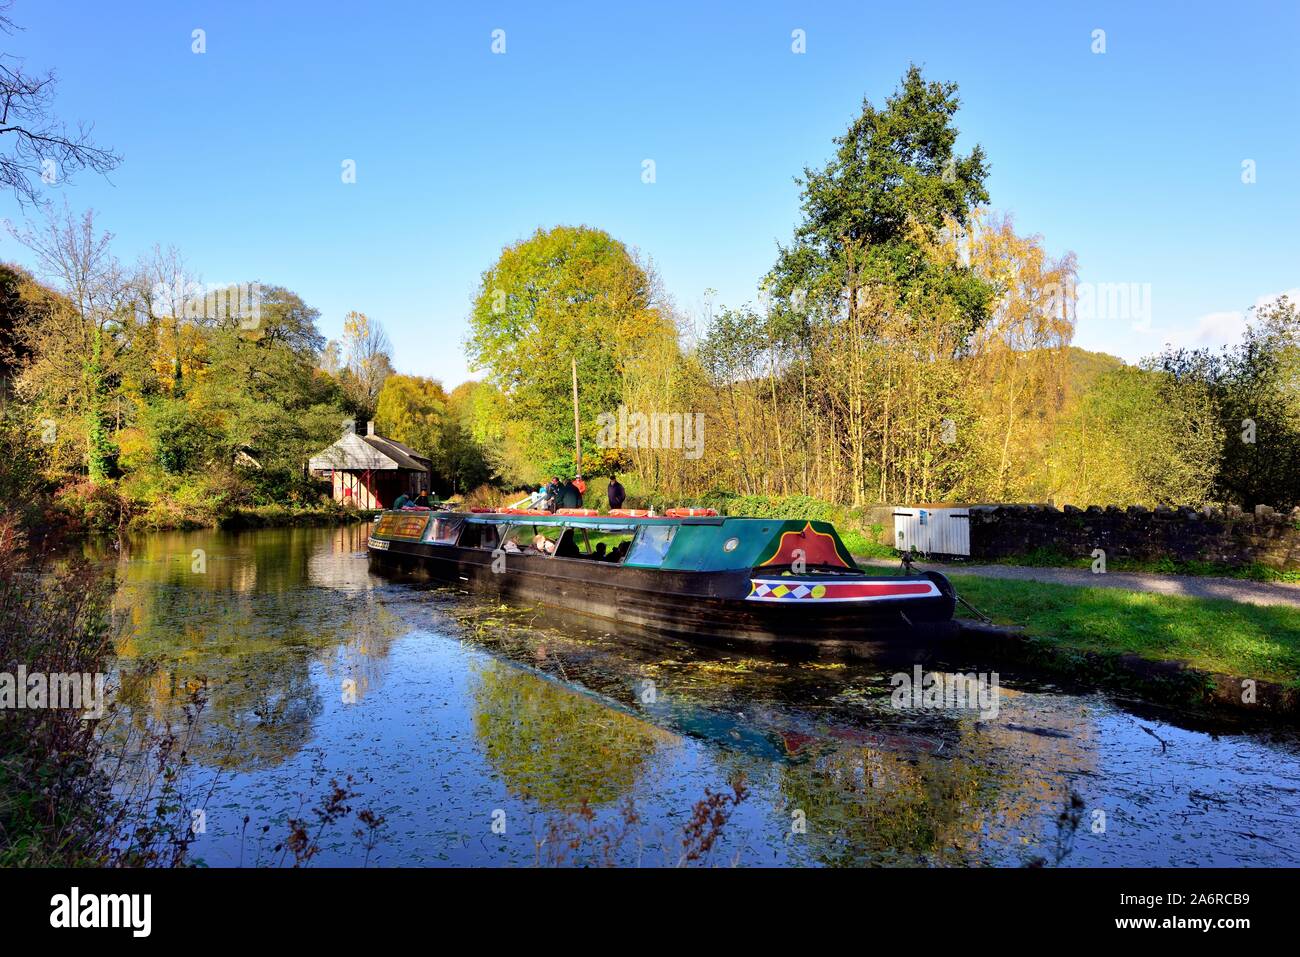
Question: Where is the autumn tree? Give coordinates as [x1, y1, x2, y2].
[764, 65, 994, 504]
[697, 305, 768, 495]
[187, 285, 345, 490]
[466, 225, 676, 477]
[7, 207, 130, 479]
[133, 244, 207, 398]
[375, 373, 445, 459]
[448, 379, 535, 488]
[439, 382, 495, 493]
[961, 211, 1078, 499]
[1150, 295, 1300, 509]
[337, 311, 393, 418]
[1218, 296, 1300, 507]
[767, 64, 991, 330]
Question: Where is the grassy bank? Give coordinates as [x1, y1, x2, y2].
[48, 478, 367, 538]
[951, 574, 1300, 687]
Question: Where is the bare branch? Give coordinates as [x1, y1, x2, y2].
[0, 4, 121, 205]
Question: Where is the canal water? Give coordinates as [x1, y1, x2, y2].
[95, 524, 1300, 867]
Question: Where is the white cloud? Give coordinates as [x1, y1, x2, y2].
[1186, 310, 1249, 346]
[1140, 288, 1298, 354]
[1255, 288, 1300, 311]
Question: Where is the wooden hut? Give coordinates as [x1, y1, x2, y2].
[309, 421, 431, 509]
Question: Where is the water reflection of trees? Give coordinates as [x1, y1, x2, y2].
[108, 527, 403, 772]
[472, 661, 675, 810]
[776, 693, 1100, 866]
[777, 742, 994, 866]
[960, 688, 1099, 858]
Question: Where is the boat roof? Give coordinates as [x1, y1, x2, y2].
[373, 510, 860, 572]
[459, 511, 722, 525]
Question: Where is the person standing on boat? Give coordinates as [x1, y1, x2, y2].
[558, 478, 582, 509]
[543, 477, 562, 512]
[607, 475, 626, 511]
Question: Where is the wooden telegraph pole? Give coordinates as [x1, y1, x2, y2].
[571, 357, 582, 477]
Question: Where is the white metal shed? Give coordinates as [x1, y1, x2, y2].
[893, 506, 971, 557]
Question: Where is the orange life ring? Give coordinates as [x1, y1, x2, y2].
[609, 509, 650, 517]
[556, 508, 599, 516]
[666, 507, 718, 517]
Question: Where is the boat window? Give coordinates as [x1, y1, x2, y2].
[458, 522, 502, 550]
[624, 525, 677, 567]
[423, 516, 464, 544]
[374, 512, 430, 539]
[500, 523, 564, 556]
[557, 526, 637, 562]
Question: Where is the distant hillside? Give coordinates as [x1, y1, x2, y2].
[1065, 345, 1127, 394]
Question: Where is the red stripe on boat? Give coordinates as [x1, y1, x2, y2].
[829, 582, 934, 598]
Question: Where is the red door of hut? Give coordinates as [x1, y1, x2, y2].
[374, 473, 403, 508]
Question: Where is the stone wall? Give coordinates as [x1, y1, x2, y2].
[861, 505, 898, 537]
[965, 504, 1300, 570]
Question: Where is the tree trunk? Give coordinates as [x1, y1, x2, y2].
[767, 346, 788, 495]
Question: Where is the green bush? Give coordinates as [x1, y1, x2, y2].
[141, 399, 216, 475]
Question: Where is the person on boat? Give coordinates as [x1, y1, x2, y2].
[607, 475, 626, 510]
[413, 491, 429, 508]
[531, 533, 555, 555]
[392, 492, 411, 509]
[558, 479, 582, 509]
[592, 542, 608, 561]
[543, 477, 562, 512]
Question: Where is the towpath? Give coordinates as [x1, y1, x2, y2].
[854, 557, 1300, 610]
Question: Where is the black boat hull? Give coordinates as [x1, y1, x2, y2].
[368, 538, 959, 655]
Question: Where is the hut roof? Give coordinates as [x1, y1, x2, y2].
[360, 434, 430, 471]
[308, 432, 431, 472]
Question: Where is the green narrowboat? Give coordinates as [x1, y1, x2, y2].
[366, 508, 958, 652]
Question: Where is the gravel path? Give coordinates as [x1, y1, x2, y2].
[855, 557, 1300, 610]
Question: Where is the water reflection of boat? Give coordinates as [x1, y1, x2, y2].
[367, 509, 957, 653]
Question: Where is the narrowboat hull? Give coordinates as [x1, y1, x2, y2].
[367, 534, 959, 655]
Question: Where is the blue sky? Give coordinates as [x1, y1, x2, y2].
[1, 0, 1296, 386]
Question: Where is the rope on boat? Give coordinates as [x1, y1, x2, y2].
[896, 549, 992, 624]
[956, 593, 994, 624]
